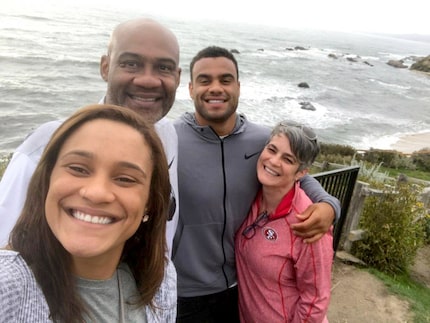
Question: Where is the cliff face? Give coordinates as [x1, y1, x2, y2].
[410, 55, 430, 72]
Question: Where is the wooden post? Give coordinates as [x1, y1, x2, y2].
[342, 181, 368, 252]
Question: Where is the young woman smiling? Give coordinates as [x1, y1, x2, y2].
[0, 104, 176, 322]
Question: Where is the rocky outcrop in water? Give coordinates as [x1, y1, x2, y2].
[410, 55, 430, 72]
[387, 59, 408, 68]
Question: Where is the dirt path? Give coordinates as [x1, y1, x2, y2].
[327, 245, 430, 322]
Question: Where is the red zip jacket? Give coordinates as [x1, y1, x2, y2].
[235, 182, 333, 322]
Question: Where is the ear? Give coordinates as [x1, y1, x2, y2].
[100, 55, 109, 82]
[188, 81, 193, 99]
[175, 67, 182, 88]
[295, 168, 309, 181]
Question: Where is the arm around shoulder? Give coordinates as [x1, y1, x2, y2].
[299, 174, 341, 223]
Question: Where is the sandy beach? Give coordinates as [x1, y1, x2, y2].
[390, 132, 430, 154]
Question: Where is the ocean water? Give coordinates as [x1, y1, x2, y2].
[1, 4, 430, 156]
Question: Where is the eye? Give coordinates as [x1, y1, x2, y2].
[119, 60, 140, 71]
[221, 77, 234, 85]
[266, 146, 276, 153]
[158, 63, 174, 73]
[67, 165, 89, 176]
[282, 156, 296, 165]
[114, 175, 138, 187]
[197, 78, 210, 85]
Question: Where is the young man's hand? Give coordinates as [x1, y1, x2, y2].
[291, 202, 335, 243]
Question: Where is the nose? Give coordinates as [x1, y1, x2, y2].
[79, 175, 115, 204]
[208, 80, 224, 94]
[269, 154, 282, 167]
[133, 67, 162, 88]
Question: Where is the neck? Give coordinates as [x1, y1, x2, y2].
[72, 254, 121, 280]
[194, 113, 237, 137]
[261, 183, 294, 214]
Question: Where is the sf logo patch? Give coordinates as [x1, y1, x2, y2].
[263, 227, 277, 241]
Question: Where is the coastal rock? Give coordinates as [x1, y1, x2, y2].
[387, 59, 408, 68]
[298, 82, 310, 88]
[347, 57, 359, 63]
[410, 55, 430, 72]
[328, 53, 338, 59]
[294, 46, 308, 50]
[230, 49, 240, 54]
[299, 101, 316, 111]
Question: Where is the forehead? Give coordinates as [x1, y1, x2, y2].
[192, 57, 237, 78]
[60, 119, 148, 156]
[111, 24, 179, 64]
[269, 134, 293, 151]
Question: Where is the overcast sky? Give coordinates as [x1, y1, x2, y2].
[3, 0, 430, 35]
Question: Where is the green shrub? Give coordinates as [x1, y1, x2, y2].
[412, 148, 430, 172]
[353, 182, 427, 275]
[0, 154, 12, 180]
[320, 142, 356, 156]
[360, 148, 404, 169]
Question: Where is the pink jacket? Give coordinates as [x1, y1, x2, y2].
[235, 182, 333, 322]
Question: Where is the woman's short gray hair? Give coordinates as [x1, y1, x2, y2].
[270, 120, 320, 171]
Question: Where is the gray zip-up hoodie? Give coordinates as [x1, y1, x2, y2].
[173, 112, 340, 297]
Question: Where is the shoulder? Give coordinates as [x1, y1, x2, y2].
[155, 117, 175, 133]
[16, 120, 63, 156]
[153, 259, 177, 307]
[293, 187, 314, 213]
[238, 115, 271, 137]
[244, 119, 271, 135]
[0, 250, 28, 273]
[154, 117, 178, 157]
[146, 259, 177, 322]
[0, 251, 51, 321]
[173, 112, 192, 130]
[0, 251, 33, 302]
[156, 258, 177, 305]
[0, 250, 33, 288]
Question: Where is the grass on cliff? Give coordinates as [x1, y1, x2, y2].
[370, 269, 430, 323]
[381, 166, 430, 182]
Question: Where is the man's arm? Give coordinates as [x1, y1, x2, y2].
[292, 174, 341, 243]
[0, 153, 37, 246]
[0, 120, 61, 247]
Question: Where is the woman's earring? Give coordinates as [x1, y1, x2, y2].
[142, 214, 150, 223]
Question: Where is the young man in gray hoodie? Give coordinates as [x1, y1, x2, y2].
[173, 46, 339, 322]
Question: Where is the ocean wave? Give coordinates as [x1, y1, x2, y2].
[0, 54, 99, 67]
[369, 79, 411, 90]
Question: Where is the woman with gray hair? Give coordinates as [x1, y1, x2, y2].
[235, 120, 333, 322]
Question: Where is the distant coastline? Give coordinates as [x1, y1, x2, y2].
[390, 132, 430, 154]
[376, 33, 430, 43]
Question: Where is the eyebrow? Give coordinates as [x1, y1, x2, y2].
[61, 150, 148, 179]
[267, 144, 297, 162]
[117, 52, 177, 67]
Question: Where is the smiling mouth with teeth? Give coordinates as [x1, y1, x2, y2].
[71, 210, 113, 224]
[264, 166, 279, 176]
[131, 95, 157, 102]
